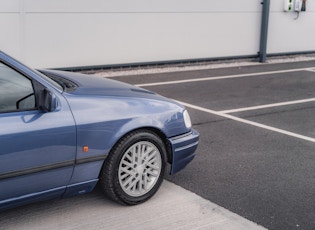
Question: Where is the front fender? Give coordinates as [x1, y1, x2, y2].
[65, 94, 188, 160]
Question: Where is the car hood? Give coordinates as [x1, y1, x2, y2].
[39, 69, 173, 101]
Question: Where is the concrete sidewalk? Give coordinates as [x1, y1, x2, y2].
[1, 180, 266, 230]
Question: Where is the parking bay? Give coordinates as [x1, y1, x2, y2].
[116, 61, 315, 230]
[1, 60, 314, 230]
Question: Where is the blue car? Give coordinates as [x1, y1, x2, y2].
[0, 51, 199, 210]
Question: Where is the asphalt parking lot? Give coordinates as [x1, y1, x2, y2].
[1, 58, 315, 230]
[109, 58, 315, 230]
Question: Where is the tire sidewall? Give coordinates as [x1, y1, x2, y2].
[111, 130, 166, 205]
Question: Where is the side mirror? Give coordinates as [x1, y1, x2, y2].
[39, 89, 57, 112]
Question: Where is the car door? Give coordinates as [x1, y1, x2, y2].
[0, 61, 76, 209]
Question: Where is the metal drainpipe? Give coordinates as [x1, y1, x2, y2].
[259, 0, 270, 62]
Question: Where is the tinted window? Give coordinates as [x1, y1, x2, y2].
[0, 62, 35, 112]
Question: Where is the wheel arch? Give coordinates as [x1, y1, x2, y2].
[99, 126, 172, 179]
[98, 127, 171, 205]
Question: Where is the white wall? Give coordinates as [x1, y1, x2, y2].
[268, 0, 315, 54]
[0, 0, 314, 69]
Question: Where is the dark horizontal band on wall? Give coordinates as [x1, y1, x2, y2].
[53, 54, 259, 72]
[52, 51, 315, 73]
[267, 50, 315, 58]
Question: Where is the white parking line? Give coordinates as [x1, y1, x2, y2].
[135, 67, 315, 142]
[218, 98, 315, 114]
[136, 67, 315, 87]
[177, 101, 315, 143]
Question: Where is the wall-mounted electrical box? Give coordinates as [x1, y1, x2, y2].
[294, 0, 303, 11]
[284, 0, 294, 11]
[284, 0, 307, 12]
[284, 0, 307, 19]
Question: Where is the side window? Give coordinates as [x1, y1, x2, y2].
[0, 62, 35, 112]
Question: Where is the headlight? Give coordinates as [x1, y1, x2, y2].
[183, 110, 192, 129]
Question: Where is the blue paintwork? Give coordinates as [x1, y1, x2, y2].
[0, 51, 199, 210]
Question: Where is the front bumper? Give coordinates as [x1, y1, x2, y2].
[168, 129, 199, 174]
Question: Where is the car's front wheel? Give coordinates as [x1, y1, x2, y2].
[100, 130, 167, 205]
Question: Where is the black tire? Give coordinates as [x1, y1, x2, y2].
[99, 130, 167, 205]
